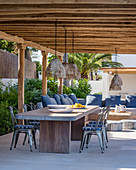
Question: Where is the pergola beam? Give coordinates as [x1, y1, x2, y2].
[0, 30, 63, 57]
[0, 0, 136, 4]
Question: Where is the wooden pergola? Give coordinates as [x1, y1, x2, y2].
[1, 0, 136, 112]
[100, 67, 136, 74]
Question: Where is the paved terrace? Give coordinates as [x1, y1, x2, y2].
[0, 131, 136, 170]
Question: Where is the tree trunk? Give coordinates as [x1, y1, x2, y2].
[95, 71, 99, 81]
[71, 79, 74, 88]
[90, 71, 93, 80]
[81, 73, 88, 79]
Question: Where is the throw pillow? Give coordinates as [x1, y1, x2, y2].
[41, 95, 52, 107]
[53, 94, 61, 105]
[68, 94, 79, 104]
[86, 95, 102, 107]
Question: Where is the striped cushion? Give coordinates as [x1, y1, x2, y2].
[83, 126, 102, 131]
[29, 122, 40, 126]
[88, 121, 103, 125]
[14, 125, 34, 129]
[86, 123, 103, 128]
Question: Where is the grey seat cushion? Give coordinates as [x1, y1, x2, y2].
[61, 97, 70, 105]
[68, 94, 79, 104]
[65, 97, 74, 105]
[41, 95, 52, 107]
[50, 98, 57, 105]
[14, 125, 34, 129]
[53, 94, 61, 104]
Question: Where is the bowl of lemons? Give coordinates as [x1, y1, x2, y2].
[71, 103, 86, 109]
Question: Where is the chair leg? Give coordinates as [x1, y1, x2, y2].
[105, 127, 108, 143]
[23, 133, 27, 145]
[97, 131, 104, 153]
[82, 133, 87, 150]
[32, 130, 37, 149]
[79, 130, 85, 153]
[27, 130, 33, 152]
[103, 128, 108, 148]
[86, 133, 91, 148]
[14, 132, 20, 148]
[10, 131, 16, 150]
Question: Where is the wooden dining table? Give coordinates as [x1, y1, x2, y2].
[16, 105, 100, 154]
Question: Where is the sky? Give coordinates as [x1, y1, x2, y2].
[32, 50, 136, 68]
[112, 54, 136, 67]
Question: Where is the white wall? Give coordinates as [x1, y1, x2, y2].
[88, 80, 103, 94]
[103, 74, 136, 99]
[0, 79, 18, 90]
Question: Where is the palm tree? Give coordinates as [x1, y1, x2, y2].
[68, 53, 123, 80]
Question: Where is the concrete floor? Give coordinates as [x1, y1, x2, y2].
[0, 130, 136, 170]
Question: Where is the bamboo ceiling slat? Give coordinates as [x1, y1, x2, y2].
[1, 0, 136, 54]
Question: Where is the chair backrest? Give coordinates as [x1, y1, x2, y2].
[23, 103, 36, 112]
[103, 105, 111, 125]
[37, 102, 43, 109]
[9, 106, 18, 126]
[95, 109, 104, 129]
[30, 102, 37, 110]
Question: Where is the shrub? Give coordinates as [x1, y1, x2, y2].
[0, 101, 13, 135]
[63, 85, 73, 95]
[70, 79, 92, 98]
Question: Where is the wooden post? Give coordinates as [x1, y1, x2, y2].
[42, 51, 48, 96]
[58, 56, 63, 94]
[17, 43, 26, 113]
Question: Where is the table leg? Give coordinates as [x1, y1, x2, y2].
[39, 120, 71, 153]
[71, 117, 85, 141]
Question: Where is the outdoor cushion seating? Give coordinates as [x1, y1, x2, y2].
[9, 106, 37, 152]
[68, 94, 79, 104]
[63, 94, 68, 98]
[60, 94, 73, 105]
[14, 125, 34, 129]
[65, 97, 74, 105]
[37, 102, 43, 109]
[125, 95, 136, 108]
[105, 95, 121, 107]
[53, 94, 61, 105]
[42, 94, 57, 107]
[86, 94, 102, 107]
[50, 98, 57, 105]
[61, 97, 70, 105]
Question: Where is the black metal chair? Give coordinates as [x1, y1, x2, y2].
[9, 106, 37, 152]
[79, 109, 105, 153]
[22, 103, 40, 145]
[86, 105, 111, 148]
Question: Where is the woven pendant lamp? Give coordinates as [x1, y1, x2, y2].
[46, 21, 66, 79]
[109, 48, 123, 90]
[63, 28, 81, 80]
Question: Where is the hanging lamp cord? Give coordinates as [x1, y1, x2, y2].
[63, 26, 67, 63]
[72, 31, 75, 63]
[72, 31, 74, 54]
[115, 48, 117, 75]
[55, 20, 57, 57]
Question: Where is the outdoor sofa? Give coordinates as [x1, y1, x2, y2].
[41, 94, 136, 121]
[41, 93, 136, 108]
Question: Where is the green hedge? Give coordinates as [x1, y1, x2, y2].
[0, 78, 91, 135]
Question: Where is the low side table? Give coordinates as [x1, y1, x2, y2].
[108, 111, 132, 120]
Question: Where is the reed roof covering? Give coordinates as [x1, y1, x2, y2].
[1, 0, 136, 54]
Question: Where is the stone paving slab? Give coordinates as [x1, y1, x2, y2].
[0, 130, 136, 170]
